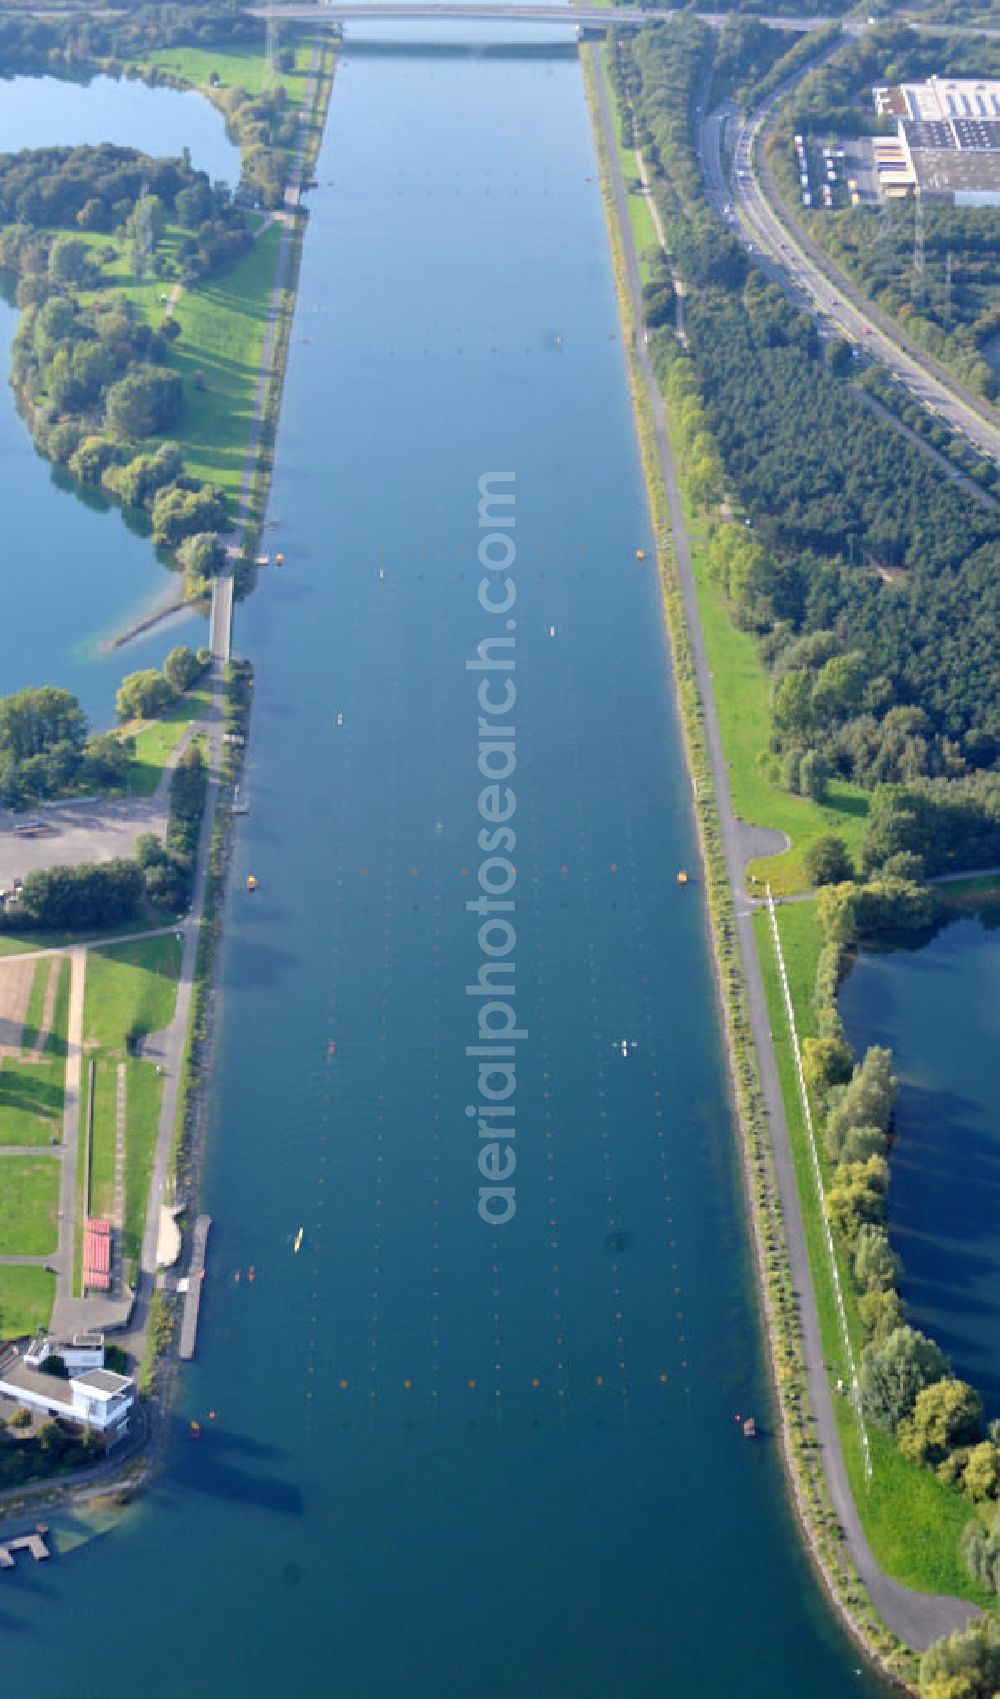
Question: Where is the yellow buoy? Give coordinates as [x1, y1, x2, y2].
[247, 874, 257, 892]
[676, 870, 688, 886]
[635, 548, 646, 560]
[275, 552, 285, 566]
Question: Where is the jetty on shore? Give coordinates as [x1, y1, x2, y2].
[178, 1215, 212, 1360]
[0, 1527, 50, 1569]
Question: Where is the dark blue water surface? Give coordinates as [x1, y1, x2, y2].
[0, 35, 888, 1698]
[0, 72, 242, 723]
[841, 912, 1000, 1418]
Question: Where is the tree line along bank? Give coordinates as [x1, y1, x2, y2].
[609, 12, 1000, 1690]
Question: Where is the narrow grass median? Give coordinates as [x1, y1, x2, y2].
[755, 898, 987, 1606]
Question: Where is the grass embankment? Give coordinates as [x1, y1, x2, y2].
[754, 899, 988, 1604]
[600, 41, 659, 284]
[74, 936, 181, 1292]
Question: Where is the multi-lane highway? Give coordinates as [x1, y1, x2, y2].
[698, 56, 1000, 466]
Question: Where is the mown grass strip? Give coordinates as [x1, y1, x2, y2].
[19, 957, 53, 1055]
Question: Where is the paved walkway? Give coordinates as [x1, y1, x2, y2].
[51, 948, 85, 1289]
[588, 45, 976, 1651]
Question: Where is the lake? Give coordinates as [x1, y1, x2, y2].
[841, 910, 1000, 1418]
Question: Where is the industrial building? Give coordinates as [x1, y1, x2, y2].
[872, 77, 1000, 203]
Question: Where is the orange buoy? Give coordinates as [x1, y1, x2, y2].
[635, 548, 646, 560]
[677, 870, 689, 886]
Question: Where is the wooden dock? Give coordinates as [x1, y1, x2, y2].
[0, 1527, 50, 1569]
[178, 1215, 212, 1360]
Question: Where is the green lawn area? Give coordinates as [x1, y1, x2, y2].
[691, 533, 869, 894]
[147, 39, 315, 107]
[0, 1056, 64, 1147]
[754, 900, 988, 1604]
[19, 956, 53, 1054]
[70, 224, 187, 330]
[126, 685, 210, 798]
[37, 210, 282, 515]
[156, 222, 283, 499]
[84, 935, 182, 1054]
[0, 1155, 59, 1255]
[75, 938, 180, 1288]
[837, 1399, 990, 1605]
[0, 1266, 55, 1339]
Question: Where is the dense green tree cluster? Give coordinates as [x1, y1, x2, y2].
[0, 5, 262, 81]
[861, 777, 1000, 877]
[0, 149, 235, 555]
[2, 859, 145, 931]
[0, 685, 131, 807]
[138, 742, 207, 911]
[0, 1416, 104, 1486]
[679, 273, 1000, 764]
[920, 1615, 1000, 1698]
[628, 25, 1000, 816]
[0, 143, 219, 236]
[116, 646, 210, 722]
[709, 16, 794, 112]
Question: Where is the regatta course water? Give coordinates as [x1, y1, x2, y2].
[1, 31, 889, 1697]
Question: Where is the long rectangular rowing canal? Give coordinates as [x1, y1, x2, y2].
[0, 22, 890, 1698]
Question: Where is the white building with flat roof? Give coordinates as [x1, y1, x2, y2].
[0, 1344, 133, 1444]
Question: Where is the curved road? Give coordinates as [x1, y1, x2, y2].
[701, 62, 1000, 466]
[588, 44, 976, 1652]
